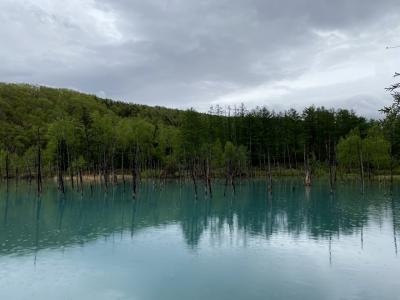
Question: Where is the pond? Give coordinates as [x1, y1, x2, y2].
[0, 180, 399, 300]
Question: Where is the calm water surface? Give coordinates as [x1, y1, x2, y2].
[0, 180, 399, 300]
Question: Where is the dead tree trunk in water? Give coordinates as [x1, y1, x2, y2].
[224, 162, 229, 196]
[231, 166, 236, 195]
[390, 142, 394, 195]
[111, 146, 117, 185]
[203, 158, 212, 198]
[103, 149, 109, 190]
[121, 150, 126, 191]
[36, 129, 43, 195]
[58, 166, 65, 194]
[359, 144, 365, 194]
[132, 159, 137, 198]
[25, 159, 32, 185]
[206, 158, 212, 198]
[328, 139, 336, 193]
[79, 167, 84, 195]
[333, 144, 337, 186]
[66, 145, 74, 190]
[57, 141, 65, 194]
[267, 150, 272, 194]
[304, 145, 311, 187]
[329, 160, 336, 193]
[131, 145, 140, 199]
[5, 152, 9, 187]
[224, 160, 235, 196]
[202, 159, 208, 196]
[15, 167, 19, 186]
[287, 144, 292, 169]
[191, 161, 198, 199]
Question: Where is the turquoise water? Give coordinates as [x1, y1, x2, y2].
[0, 180, 399, 300]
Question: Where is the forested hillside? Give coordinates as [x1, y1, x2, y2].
[0, 82, 395, 194]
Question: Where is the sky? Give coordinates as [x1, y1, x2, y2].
[1, 0, 400, 117]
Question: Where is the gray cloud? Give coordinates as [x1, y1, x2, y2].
[1, 0, 399, 116]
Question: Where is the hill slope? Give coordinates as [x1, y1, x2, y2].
[0, 82, 378, 182]
[0, 83, 184, 153]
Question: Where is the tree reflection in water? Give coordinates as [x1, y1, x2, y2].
[0, 179, 399, 257]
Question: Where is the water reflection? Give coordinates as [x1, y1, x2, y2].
[0, 180, 399, 256]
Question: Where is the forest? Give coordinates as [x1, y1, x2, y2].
[0, 78, 399, 196]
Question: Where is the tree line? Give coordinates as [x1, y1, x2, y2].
[0, 81, 398, 196]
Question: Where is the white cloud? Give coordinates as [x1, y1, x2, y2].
[0, 0, 399, 115]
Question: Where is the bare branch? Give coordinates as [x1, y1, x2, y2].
[386, 83, 400, 92]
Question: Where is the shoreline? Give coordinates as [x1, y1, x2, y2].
[1, 171, 399, 183]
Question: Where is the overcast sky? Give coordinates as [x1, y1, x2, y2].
[1, 0, 400, 117]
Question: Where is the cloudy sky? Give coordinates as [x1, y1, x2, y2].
[1, 0, 400, 116]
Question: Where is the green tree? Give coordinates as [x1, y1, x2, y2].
[363, 125, 390, 171]
[337, 129, 362, 171]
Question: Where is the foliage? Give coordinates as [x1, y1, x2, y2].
[337, 129, 362, 170]
[0, 82, 379, 178]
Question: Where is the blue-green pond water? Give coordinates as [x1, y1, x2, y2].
[0, 180, 399, 300]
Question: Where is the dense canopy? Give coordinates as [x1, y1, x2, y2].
[0, 82, 397, 194]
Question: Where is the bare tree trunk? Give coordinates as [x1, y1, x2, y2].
[390, 144, 394, 195]
[191, 160, 198, 199]
[67, 145, 74, 190]
[206, 157, 212, 198]
[287, 144, 292, 169]
[131, 151, 137, 199]
[224, 160, 235, 196]
[202, 159, 208, 196]
[283, 145, 286, 169]
[37, 130, 43, 195]
[103, 149, 108, 190]
[329, 154, 337, 194]
[224, 161, 229, 197]
[131, 144, 141, 198]
[58, 167, 65, 194]
[224, 169, 229, 197]
[5, 152, 9, 186]
[25, 159, 32, 185]
[359, 144, 365, 194]
[333, 143, 337, 186]
[57, 142, 65, 194]
[122, 150, 126, 191]
[328, 139, 334, 193]
[231, 165, 236, 195]
[267, 150, 272, 194]
[304, 145, 311, 187]
[131, 160, 137, 198]
[111, 146, 117, 185]
[15, 167, 19, 186]
[92, 166, 96, 184]
[75, 171, 79, 189]
[79, 167, 83, 195]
